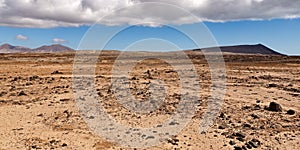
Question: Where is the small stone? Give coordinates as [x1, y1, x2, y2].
[219, 125, 226, 129]
[59, 98, 70, 102]
[268, 102, 282, 112]
[167, 138, 178, 145]
[31, 145, 37, 149]
[248, 141, 258, 148]
[62, 143, 68, 147]
[146, 136, 155, 140]
[234, 132, 246, 138]
[242, 145, 247, 150]
[237, 137, 245, 142]
[18, 91, 27, 96]
[169, 121, 179, 126]
[234, 146, 243, 150]
[253, 105, 261, 110]
[245, 143, 252, 149]
[251, 113, 260, 119]
[219, 112, 227, 119]
[37, 113, 43, 117]
[243, 123, 251, 128]
[49, 139, 56, 144]
[51, 70, 63, 74]
[268, 83, 277, 88]
[221, 132, 229, 136]
[287, 109, 296, 115]
[242, 106, 251, 110]
[229, 140, 236, 145]
[251, 139, 261, 145]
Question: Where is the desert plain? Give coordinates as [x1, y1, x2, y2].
[0, 51, 299, 150]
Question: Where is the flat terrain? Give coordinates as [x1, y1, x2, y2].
[0, 52, 299, 150]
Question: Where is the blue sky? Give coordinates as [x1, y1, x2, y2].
[0, 0, 299, 55]
[1, 19, 299, 55]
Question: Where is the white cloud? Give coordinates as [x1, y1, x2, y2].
[0, 0, 299, 28]
[52, 38, 67, 43]
[16, 34, 28, 41]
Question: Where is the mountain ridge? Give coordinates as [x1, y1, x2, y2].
[0, 43, 74, 53]
[0, 43, 285, 55]
[193, 44, 284, 55]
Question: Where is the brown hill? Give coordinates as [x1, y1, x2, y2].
[0, 44, 74, 53]
[33, 44, 74, 53]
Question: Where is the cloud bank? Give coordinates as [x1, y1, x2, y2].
[0, 0, 299, 28]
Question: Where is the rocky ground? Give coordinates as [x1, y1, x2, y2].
[0, 52, 299, 150]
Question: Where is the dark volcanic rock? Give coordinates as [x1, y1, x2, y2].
[286, 109, 296, 115]
[234, 146, 243, 150]
[268, 83, 278, 88]
[51, 70, 63, 75]
[229, 140, 236, 145]
[268, 102, 282, 112]
[251, 113, 260, 119]
[234, 132, 246, 139]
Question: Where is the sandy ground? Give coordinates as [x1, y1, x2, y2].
[0, 52, 299, 150]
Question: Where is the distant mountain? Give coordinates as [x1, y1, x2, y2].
[0, 43, 74, 53]
[0, 44, 31, 53]
[0, 43, 284, 55]
[33, 44, 74, 53]
[193, 44, 284, 55]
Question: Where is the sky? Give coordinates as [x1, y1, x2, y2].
[0, 0, 299, 55]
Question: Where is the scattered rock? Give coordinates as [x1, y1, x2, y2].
[29, 75, 39, 81]
[249, 139, 261, 148]
[51, 70, 63, 75]
[219, 125, 226, 129]
[251, 113, 260, 119]
[37, 113, 43, 117]
[248, 141, 258, 148]
[11, 77, 21, 82]
[234, 146, 243, 150]
[243, 123, 251, 128]
[268, 83, 277, 88]
[62, 143, 68, 147]
[219, 112, 227, 119]
[242, 145, 247, 150]
[242, 106, 251, 110]
[253, 105, 261, 110]
[268, 102, 282, 112]
[245, 143, 252, 149]
[234, 132, 246, 139]
[167, 138, 179, 145]
[0, 91, 7, 97]
[146, 136, 155, 140]
[237, 137, 245, 142]
[18, 91, 27, 96]
[229, 140, 236, 145]
[169, 121, 179, 126]
[59, 98, 70, 102]
[286, 109, 296, 115]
